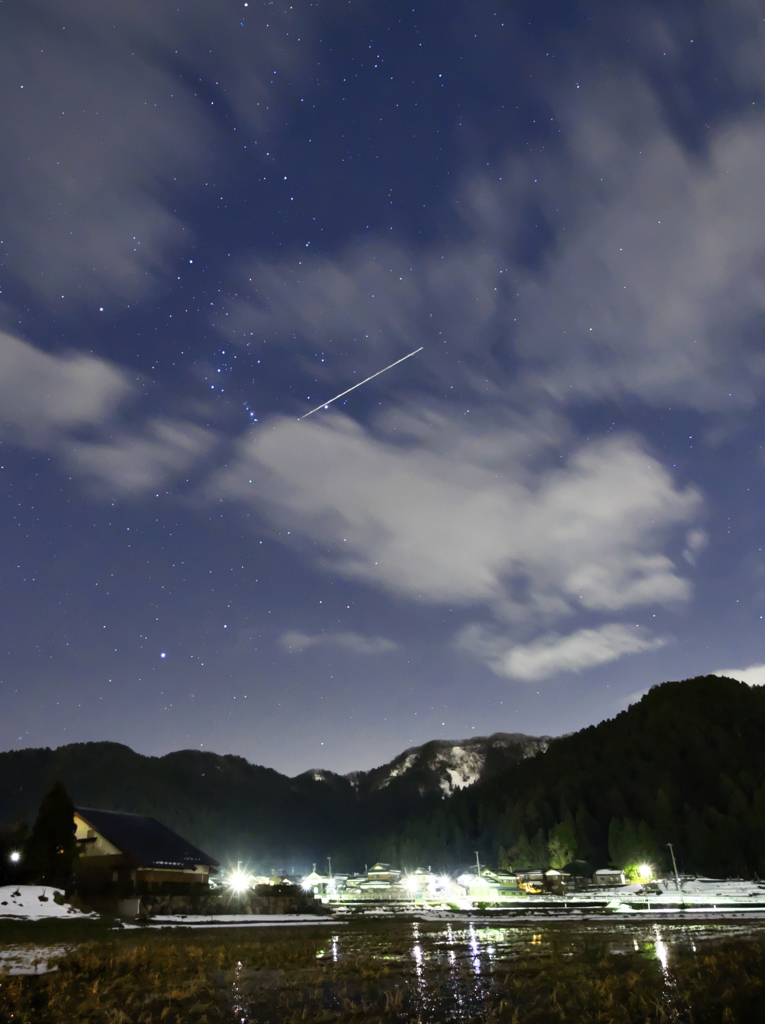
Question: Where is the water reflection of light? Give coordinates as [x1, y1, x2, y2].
[232, 959, 246, 1024]
[331, 935, 339, 962]
[468, 923, 481, 974]
[476, 927, 503, 963]
[410, 922, 424, 985]
[444, 923, 457, 968]
[653, 925, 669, 975]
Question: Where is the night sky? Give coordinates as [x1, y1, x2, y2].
[2, 0, 765, 775]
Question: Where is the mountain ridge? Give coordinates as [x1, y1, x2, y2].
[4, 677, 762, 878]
[300, 732, 550, 798]
[0, 730, 544, 869]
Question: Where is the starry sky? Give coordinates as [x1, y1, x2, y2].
[2, 0, 765, 776]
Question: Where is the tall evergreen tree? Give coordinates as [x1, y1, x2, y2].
[548, 818, 577, 868]
[25, 781, 77, 888]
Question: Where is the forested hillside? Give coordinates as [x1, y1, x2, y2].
[391, 675, 765, 877]
[2, 676, 762, 877]
[0, 733, 537, 870]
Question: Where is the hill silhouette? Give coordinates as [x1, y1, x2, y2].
[1, 676, 762, 877]
[394, 674, 765, 877]
[0, 733, 536, 871]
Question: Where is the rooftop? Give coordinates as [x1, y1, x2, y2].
[75, 808, 219, 871]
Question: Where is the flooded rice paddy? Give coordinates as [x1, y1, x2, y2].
[230, 918, 765, 1021]
[3, 916, 765, 1021]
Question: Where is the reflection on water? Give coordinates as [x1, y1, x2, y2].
[467, 923, 480, 975]
[411, 921, 424, 984]
[326, 916, 765, 983]
[241, 917, 765, 1022]
[653, 924, 670, 975]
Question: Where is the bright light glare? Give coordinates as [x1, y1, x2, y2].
[638, 863, 652, 879]
[10, 851, 20, 863]
[406, 876, 419, 892]
[226, 868, 252, 895]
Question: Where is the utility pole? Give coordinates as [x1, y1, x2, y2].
[475, 851, 481, 877]
[327, 856, 333, 879]
[667, 843, 680, 890]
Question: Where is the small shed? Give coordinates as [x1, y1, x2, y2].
[72, 808, 218, 896]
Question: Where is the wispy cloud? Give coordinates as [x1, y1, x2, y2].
[226, 73, 765, 417]
[0, 331, 132, 445]
[0, 0, 315, 305]
[209, 409, 700, 677]
[66, 418, 216, 496]
[456, 623, 666, 682]
[0, 332, 216, 496]
[279, 631, 398, 655]
[211, 412, 700, 613]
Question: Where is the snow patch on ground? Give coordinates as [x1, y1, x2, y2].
[0, 885, 97, 920]
[135, 914, 341, 929]
[0, 944, 75, 975]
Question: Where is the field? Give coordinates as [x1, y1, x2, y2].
[2, 917, 765, 1023]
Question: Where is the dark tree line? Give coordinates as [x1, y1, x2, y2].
[382, 676, 765, 878]
[3, 676, 764, 880]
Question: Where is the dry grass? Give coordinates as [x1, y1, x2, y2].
[1, 925, 764, 1023]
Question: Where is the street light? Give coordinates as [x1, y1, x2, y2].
[667, 843, 680, 890]
[9, 851, 20, 864]
[225, 863, 253, 895]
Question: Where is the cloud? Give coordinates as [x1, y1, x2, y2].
[0, 332, 215, 495]
[682, 528, 709, 566]
[225, 71, 765, 418]
[210, 411, 700, 679]
[713, 665, 765, 687]
[66, 418, 216, 496]
[0, 331, 132, 445]
[279, 631, 398, 655]
[513, 87, 765, 411]
[0, 0, 313, 304]
[456, 623, 666, 682]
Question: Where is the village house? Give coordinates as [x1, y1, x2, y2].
[592, 867, 626, 886]
[72, 807, 218, 896]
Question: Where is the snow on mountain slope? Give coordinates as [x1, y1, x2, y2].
[298, 733, 549, 800]
[363, 732, 549, 798]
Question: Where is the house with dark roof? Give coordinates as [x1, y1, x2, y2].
[72, 807, 219, 895]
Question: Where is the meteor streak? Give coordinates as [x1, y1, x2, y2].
[299, 347, 423, 420]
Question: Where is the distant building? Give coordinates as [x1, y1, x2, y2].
[365, 862, 401, 884]
[592, 868, 626, 886]
[515, 869, 546, 893]
[342, 862, 404, 898]
[72, 808, 218, 896]
[337, 863, 462, 903]
[455, 869, 521, 901]
[543, 869, 574, 894]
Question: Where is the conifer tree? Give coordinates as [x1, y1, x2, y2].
[25, 781, 77, 888]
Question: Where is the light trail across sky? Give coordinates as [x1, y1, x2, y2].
[299, 347, 424, 420]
